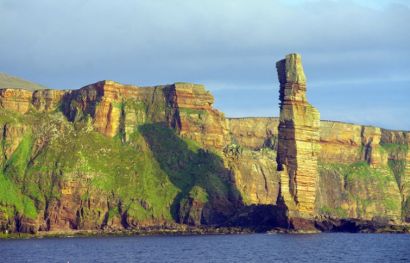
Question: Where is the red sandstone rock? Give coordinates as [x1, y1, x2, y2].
[276, 54, 321, 217]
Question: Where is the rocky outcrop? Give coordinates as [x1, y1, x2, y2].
[380, 129, 410, 222]
[275, 54, 321, 218]
[0, 81, 236, 234]
[317, 124, 407, 222]
[362, 126, 387, 168]
[62, 80, 153, 138]
[0, 80, 228, 150]
[0, 53, 409, 235]
[32, 89, 65, 112]
[228, 116, 410, 223]
[60, 81, 228, 149]
[0, 123, 28, 161]
[227, 63, 409, 226]
[0, 89, 33, 113]
[227, 117, 278, 150]
[319, 121, 363, 163]
[0, 88, 65, 114]
[225, 147, 279, 205]
[174, 83, 229, 149]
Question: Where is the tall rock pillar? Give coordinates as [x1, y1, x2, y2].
[276, 54, 320, 218]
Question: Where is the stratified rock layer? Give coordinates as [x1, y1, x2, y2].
[228, 117, 410, 223]
[276, 54, 321, 217]
[60, 81, 228, 149]
[0, 80, 236, 233]
[0, 89, 33, 113]
[0, 55, 409, 234]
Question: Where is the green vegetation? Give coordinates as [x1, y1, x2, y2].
[0, 108, 175, 223]
[139, 123, 237, 220]
[384, 198, 400, 211]
[345, 162, 389, 184]
[188, 186, 208, 203]
[179, 107, 207, 116]
[319, 206, 348, 218]
[0, 170, 37, 220]
[381, 143, 409, 154]
[403, 196, 410, 220]
[320, 161, 389, 183]
[388, 160, 406, 187]
[49, 127, 179, 222]
[0, 109, 25, 125]
[0, 72, 47, 91]
[380, 143, 408, 189]
[178, 108, 209, 129]
[0, 130, 38, 219]
[111, 101, 124, 109]
[0, 101, 238, 229]
[5, 132, 34, 183]
[3, 85, 405, 231]
[318, 161, 401, 219]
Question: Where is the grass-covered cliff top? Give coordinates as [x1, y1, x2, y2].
[0, 73, 47, 91]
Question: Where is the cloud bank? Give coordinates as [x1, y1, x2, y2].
[1, 0, 409, 129]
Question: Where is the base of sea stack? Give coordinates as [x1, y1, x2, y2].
[314, 217, 410, 233]
[223, 203, 410, 234]
[268, 216, 410, 234]
[1, 219, 409, 239]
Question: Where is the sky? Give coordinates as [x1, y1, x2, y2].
[1, 0, 409, 130]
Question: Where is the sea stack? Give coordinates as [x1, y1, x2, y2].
[276, 54, 321, 219]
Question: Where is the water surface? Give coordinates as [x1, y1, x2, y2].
[1, 233, 409, 262]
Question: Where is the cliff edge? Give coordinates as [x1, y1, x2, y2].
[0, 55, 409, 235]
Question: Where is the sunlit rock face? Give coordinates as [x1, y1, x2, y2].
[32, 89, 66, 112]
[0, 81, 237, 233]
[227, 117, 279, 150]
[60, 81, 228, 149]
[276, 54, 321, 218]
[1, 54, 409, 234]
[172, 82, 229, 150]
[0, 88, 33, 113]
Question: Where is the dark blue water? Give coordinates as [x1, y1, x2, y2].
[1, 233, 409, 263]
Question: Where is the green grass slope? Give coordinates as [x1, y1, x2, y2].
[0, 107, 238, 230]
[0, 72, 47, 91]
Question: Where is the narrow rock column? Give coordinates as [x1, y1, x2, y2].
[276, 54, 320, 218]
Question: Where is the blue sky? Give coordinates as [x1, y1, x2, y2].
[1, 0, 409, 130]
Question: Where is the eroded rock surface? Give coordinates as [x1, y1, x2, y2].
[0, 89, 33, 113]
[0, 54, 409, 234]
[276, 54, 321, 217]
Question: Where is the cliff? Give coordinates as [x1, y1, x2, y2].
[0, 81, 236, 233]
[228, 117, 410, 224]
[0, 55, 409, 234]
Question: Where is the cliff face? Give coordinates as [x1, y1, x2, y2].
[60, 81, 228, 148]
[0, 89, 33, 114]
[227, 117, 278, 150]
[316, 123, 406, 222]
[228, 117, 410, 223]
[225, 54, 409, 225]
[0, 81, 237, 233]
[0, 56, 409, 234]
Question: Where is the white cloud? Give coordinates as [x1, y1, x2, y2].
[0, 0, 409, 129]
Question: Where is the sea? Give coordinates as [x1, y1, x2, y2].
[1, 233, 409, 262]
